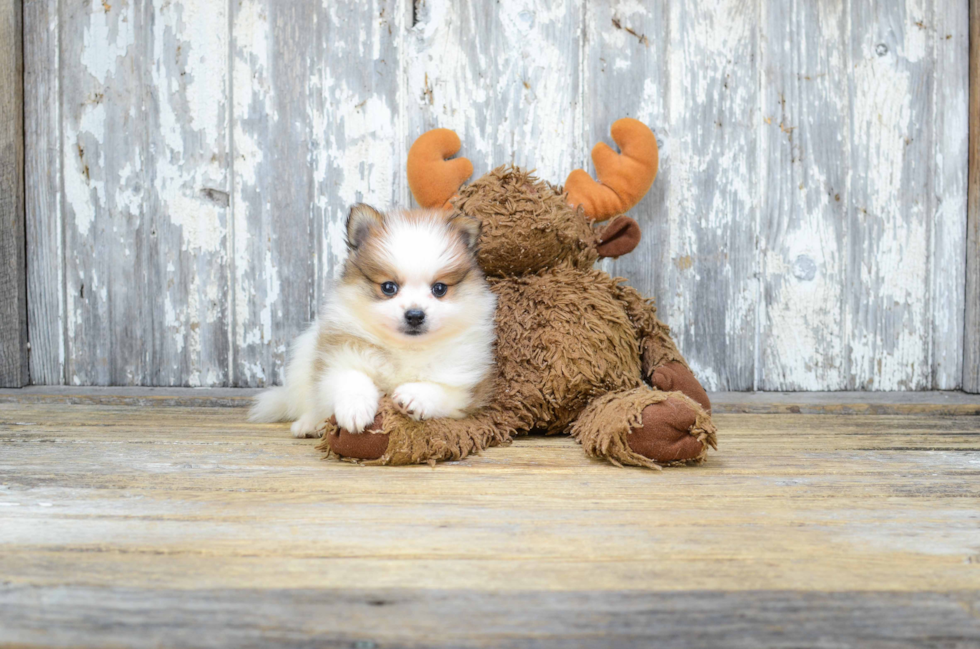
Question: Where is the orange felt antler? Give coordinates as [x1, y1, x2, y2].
[407, 128, 474, 209]
[565, 118, 659, 222]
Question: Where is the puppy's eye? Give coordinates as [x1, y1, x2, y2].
[431, 282, 448, 298]
[380, 281, 399, 296]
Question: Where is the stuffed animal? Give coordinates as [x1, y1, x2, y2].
[316, 118, 717, 469]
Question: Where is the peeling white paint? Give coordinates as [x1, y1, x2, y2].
[164, 293, 185, 355]
[232, 0, 273, 376]
[663, 0, 759, 390]
[34, 0, 972, 389]
[852, 65, 913, 218]
[79, 0, 135, 84]
[847, 22, 930, 390]
[758, 0, 848, 391]
[165, 194, 225, 253]
[151, 0, 228, 255]
[65, 102, 106, 238]
[177, 3, 226, 148]
[258, 250, 280, 345]
[929, 0, 970, 389]
[323, 91, 396, 209]
[406, 0, 493, 166]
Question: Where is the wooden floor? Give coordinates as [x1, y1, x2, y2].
[1, 392, 979, 648]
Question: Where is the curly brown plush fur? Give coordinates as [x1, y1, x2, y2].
[318, 166, 717, 469]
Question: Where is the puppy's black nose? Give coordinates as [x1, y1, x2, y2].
[404, 309, 426, 327]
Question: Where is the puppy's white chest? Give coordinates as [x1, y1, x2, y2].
[376, 351, 438, 390]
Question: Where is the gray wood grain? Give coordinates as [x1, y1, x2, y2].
[406, 0, 583, 190]
[932, 0, 971, 389]
[20, 0, 975, 389]
[760, 0, 848, 391]
[231, 0, 317, 387]
[762, 0, 970, 391]
[60, 0, 231, 386]
[672, 1, 760, 392]
[966, 0, 980, 393]
[60, 0, 145, 385]
[24, 0, 64, 385]
[0, 0, 28, 388]
[2, 401, 980, 646]
[142, 0, 232, 387]
[846, 0, 949, 390]
[1, 586, 978, 649]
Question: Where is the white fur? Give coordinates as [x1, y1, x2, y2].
[249, 211, 496, 438]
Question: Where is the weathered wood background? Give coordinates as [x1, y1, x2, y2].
[1, 0, 27, 387]
[23, 0, 972, 390]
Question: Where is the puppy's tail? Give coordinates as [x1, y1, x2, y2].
[248, 386, 300, 423]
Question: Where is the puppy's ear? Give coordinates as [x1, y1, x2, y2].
[447, 213, 482, 250]
[346, 203, 384, 250]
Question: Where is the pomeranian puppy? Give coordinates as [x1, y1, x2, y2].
[249, 204, 496, 438]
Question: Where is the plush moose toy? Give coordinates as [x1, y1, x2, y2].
[317, 118, 716, 469]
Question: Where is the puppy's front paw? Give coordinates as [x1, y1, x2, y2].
[392, 382, 446, 421]
[334, 395, 380, 433]
[290, 414, 324, 438]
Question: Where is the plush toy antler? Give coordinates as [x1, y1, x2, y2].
[407, 128, 474, 209]
[565, 118, 659, 222]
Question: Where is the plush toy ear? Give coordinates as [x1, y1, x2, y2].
[448, 213, 481, 250]
[346, 203, 384, 250]
[595, 216, 641, 259]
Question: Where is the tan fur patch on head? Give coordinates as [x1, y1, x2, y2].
[434, 231, 479, 288]
[342, 208, 479, 289]
[346, 239, 401, 284]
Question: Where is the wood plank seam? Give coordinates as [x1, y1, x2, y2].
[966, 0, 980, 393]
[2, 387, 980, 415]
[56, 0, 66, 388]
[932, 0, 971, 390]
[754, 0, 765, 392]
[226, 0, 236, 388]
[0, 0, 28, 387]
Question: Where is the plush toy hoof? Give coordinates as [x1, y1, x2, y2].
[627, 396, 706, 463]
[325, 414, 389, 460]
[650, 361, 712, 413]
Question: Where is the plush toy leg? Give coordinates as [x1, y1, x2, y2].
[321, 413, 389, 460]
[649, 361, 711, 413]
[569, 388, 717, 469]
[609, 281, 712, 412]
[316, 397, 510, 466]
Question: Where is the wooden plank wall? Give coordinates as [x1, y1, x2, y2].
[0, 0, 28, 388]
[966, 0, 980, 393]
[22, 0, 973, 390]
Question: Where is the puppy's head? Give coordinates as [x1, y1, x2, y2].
[340, 204, 486, 344]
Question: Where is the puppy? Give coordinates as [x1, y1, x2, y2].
[249, 204, 496, 438]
